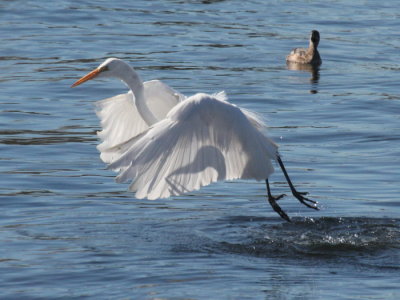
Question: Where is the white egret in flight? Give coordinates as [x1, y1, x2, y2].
[71, 58, 319, 221]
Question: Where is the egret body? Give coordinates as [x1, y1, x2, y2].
[72, 58, 319, 221]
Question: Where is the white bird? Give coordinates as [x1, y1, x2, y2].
[71, 58, 318, 221]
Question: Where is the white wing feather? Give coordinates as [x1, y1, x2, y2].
[95, 92, 147, 163]
[108, 93, 279, 200]
[144, 80, 186, 120]
[95, 80, 185, 164]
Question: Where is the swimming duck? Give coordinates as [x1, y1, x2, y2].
[286, 30, 322, 65]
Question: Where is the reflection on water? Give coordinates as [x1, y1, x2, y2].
[286, 61, 320, 93]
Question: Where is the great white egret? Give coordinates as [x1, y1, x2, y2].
[71, 58, 319, 221]
[286, 30, 322, 66]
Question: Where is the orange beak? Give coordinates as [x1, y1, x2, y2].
[71, 68, 102, 88]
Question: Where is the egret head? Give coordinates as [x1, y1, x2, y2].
[71, 58, 133, 87]
[310, 30, 320, 48]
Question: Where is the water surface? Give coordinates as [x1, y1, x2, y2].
[1, 0, 399, 299]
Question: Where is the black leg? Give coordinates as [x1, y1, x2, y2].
[277, 155, 319, 210]
[266, 178, 286, 201]
[266, 179, 291, 222]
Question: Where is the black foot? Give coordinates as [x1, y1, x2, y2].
[267, 195, 291, 222]
[266, 179, 291, 222]
[276, 155, 319, 211]
[292, 190, 319, 210]
[271, 194, 286, 201]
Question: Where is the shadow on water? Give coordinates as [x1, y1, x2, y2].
[286, 62, 320, 94]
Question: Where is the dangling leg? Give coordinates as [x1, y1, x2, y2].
[277, 155, 319, 210]
[266, 179, 286, 202]
[266, 179, 291, 222]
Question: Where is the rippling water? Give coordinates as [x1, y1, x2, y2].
[1, 0, 399, 299]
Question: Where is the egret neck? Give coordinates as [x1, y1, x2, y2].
[120, 67, 158, 126]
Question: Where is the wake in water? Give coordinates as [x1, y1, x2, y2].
[183, 217, 400, 268]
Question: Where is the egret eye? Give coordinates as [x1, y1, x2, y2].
[100, 65, 109, 72]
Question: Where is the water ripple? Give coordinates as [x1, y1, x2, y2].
[207, 217, 400, 261]
[0, 129, 97, 145]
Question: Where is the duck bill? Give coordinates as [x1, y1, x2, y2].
[71, 68, 102, 88]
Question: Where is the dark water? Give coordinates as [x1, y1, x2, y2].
[1, 0, 399, 299]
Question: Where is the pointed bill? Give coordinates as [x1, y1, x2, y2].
[71, 68, 102, 88]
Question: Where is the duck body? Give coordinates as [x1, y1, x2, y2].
[286, 30, 322, 66]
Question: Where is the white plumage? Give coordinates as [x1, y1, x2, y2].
[71, 58, 318, 222]
[95, 79, 185, 163]
[107, 92, 278, 199]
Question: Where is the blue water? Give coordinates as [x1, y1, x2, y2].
[1, 0, 399, 299]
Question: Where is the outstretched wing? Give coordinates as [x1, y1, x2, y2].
[95, 92, 148, 163]
[108, 93, 279, 200]
[95, 80, 185, 164]
[144, 80, 186, 121]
